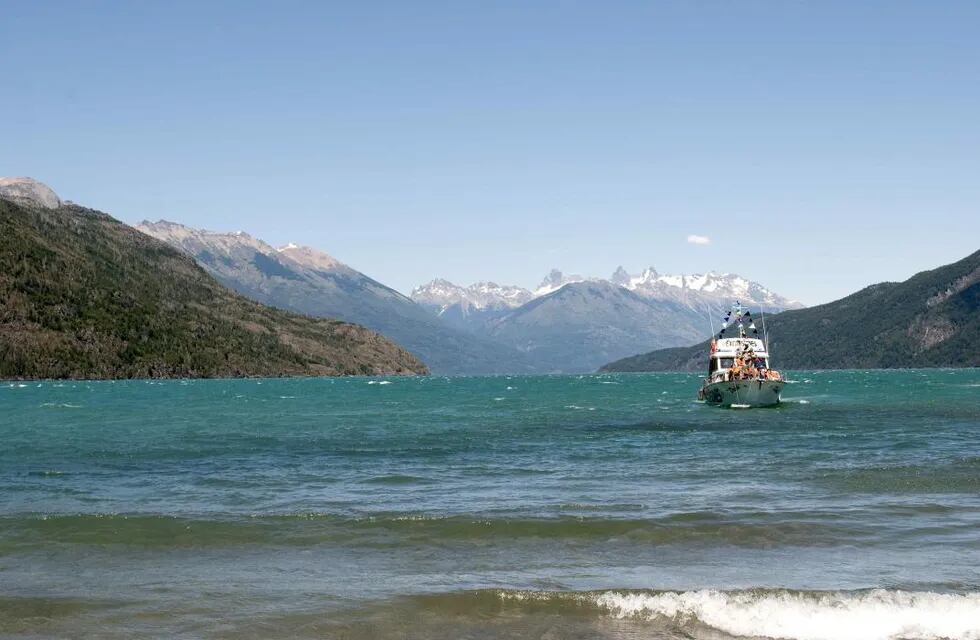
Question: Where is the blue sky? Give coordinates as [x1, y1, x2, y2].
[2, 1, 978, 304]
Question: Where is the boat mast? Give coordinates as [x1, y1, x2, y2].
[732, 301, 747, 339]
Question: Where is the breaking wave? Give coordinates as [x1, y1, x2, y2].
[592, 589, 980, 640]
[488, 588, 980, 640]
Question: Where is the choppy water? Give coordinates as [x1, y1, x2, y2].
[2, 370, 979, 639]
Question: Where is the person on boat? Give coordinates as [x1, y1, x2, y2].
[727, 360, 740, 381]
[734, 349, 748, 380]
[732, 346, 749, 380]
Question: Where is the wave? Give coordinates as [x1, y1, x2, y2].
[361, 474, 433, 485]
[589, 589, 980, 640]
[10, 588, 979, 640]
[408, 588, 980, 640]
[0, 511, 868, 548]
[815, 457, 980, 493]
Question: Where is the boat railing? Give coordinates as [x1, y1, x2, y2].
[713, 369, 783, 383]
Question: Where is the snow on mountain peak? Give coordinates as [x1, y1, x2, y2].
[413, 267, 802, 314]
[534, 269, 592, 296]
[412, 279, 534, 312]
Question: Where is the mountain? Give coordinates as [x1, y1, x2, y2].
[413, 267, 800, 333]
[615, 267, 799, 313]
[0, 176, 62, 209]
[533, 269, 597, 296]
[485, 280, 707, 372]
[410, 267, 800, 372]
[600, 249, 980, 372]
[411, 279, 535, 333]
[138, 221, 535, 375]
[412, 279, 535, 313]
[0, 187, 427, 379]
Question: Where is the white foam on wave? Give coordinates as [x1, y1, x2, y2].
[593, 589, 980, 640]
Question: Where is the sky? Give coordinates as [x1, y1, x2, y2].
[2, 1, 978, 305]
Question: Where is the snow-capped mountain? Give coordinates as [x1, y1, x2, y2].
[412, 279, 534, 313]
[487, 280, 707, 372]
[533, 269, 597, 296]
[409, 268, 801, 371]
[136, 221, 804, 375]
[413, 266, 801, 322]
[411, 279, 535, 334]
[411, 269, 605, 317]
[617, 267, 801, 311]
[137, 221, 538, 375]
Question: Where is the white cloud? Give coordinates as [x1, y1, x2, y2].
[687, 234, 711, 245]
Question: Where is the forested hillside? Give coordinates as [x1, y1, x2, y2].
[0, 198, 428, 379]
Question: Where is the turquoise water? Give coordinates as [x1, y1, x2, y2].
[2, 370, 979, 639]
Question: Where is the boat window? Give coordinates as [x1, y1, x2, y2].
[720, 357, 734, 369]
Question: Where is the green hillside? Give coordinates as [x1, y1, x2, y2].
[601, 250, 980, 372]
[0, 198, 428, 379]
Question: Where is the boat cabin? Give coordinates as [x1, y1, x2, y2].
[707, 338, 770, 380]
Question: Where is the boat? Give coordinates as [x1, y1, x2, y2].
[698, 302, 784, 407]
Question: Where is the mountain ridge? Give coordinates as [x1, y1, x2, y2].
[411, 267, 802, 355]
[138, 220, 539, 375]
[0, 176, 63, 209]
[412, 267, 801, 317]
[484, 280, 708, 372]
[600, 249, 980, 372]
[0, 196, 428, 379]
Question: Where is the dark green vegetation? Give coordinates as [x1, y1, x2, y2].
[601, 249, 980, 372]
[0, 199, 428, 379]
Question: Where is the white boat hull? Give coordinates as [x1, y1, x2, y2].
[700, 379, 784, 407]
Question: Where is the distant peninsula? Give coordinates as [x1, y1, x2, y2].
[0, 178, 428, 379]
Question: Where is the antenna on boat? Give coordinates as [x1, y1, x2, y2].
[704, 300, 716, 338]
[760, 307, 769, 351]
